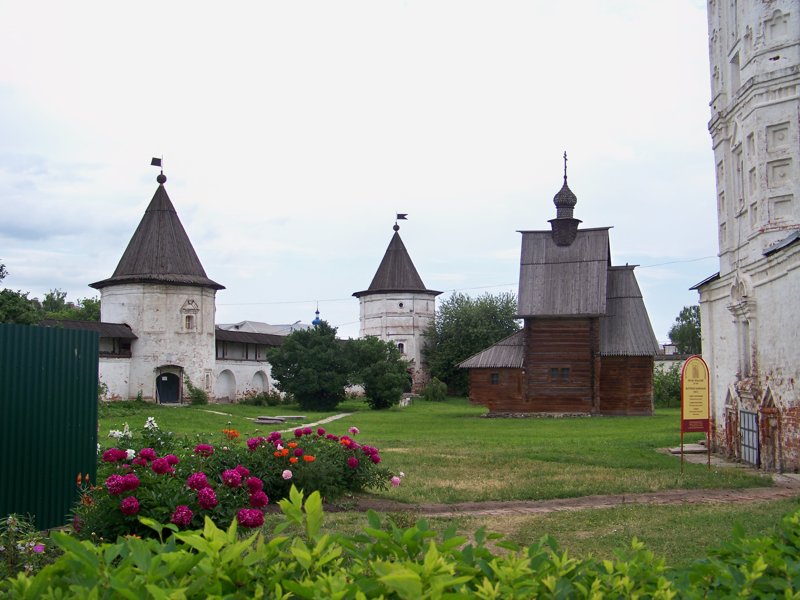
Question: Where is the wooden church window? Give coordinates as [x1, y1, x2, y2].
[490, 373, 500, 385]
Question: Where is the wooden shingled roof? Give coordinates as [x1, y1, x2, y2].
[457, 330, 525, 369]
[516, 227, 610, 317]
[40, 319, 138, 339]
[353, 230, 440, 298]
[90, 179, 224, 290]
[599, 267, 660, 356]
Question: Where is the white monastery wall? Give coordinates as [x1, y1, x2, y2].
[98, 358, 132, 400]
[214, 360, 273, 402]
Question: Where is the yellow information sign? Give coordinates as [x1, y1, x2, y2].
[681, 355, 709, 433]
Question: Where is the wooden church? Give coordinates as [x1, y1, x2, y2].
[460, 159, 660, 415]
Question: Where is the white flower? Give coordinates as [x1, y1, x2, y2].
[126, 449, 136, 460]
[399, 471, 406, 478]
[96, 443, 101, 455]
[144, 417, 159, 431]
[108, 429, 123, 439]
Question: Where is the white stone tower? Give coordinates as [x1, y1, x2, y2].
[90, 171, 224, 403]
[353, 221, 441, 391]
[695, 2, 799, 469]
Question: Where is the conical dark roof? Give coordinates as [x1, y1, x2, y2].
[353, 230, 440, 297]
[90, 178, 224, 290]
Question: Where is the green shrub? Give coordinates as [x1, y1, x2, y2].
[0, 514, 59, 579]
[421, 377, 447, 402]
[7, 489, 800, 599]
[239, 389, 284, 407]
[184, 378, 209, 406]
[654, 362, 681, 408]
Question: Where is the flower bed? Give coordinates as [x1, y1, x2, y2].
[75, 419, 398, 540]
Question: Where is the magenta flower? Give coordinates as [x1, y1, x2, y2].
[293, 428, 303, 438]
[246, 477, 264, 493]
[347, 457, 359, 469]
[120, 496, 140, 516]
[164, 454, 180, 466]
[249, 490, 269, 508]
[122, 473, 141, 492]
[33, 544, 45, 554]
[139, 448, 157, 461]
[151, 457, 174, 475]
[198, 487, 218, 510]
[293, 448, 304, 457]
[186, 472, 209, 490]
[234, 464, 250, 478]
[194, 444, 214, 457]
[237, 508, 265, 528]
[370, 454, 381, 464]
[102, 448, 128, 463]
[132, 457, 148, 467]
[391, 476, 401, 487]
[267, 431, 282, 443]
[222, 469, 242, 488]
[246, 437, 265, 451]
[316, 427, 326, 436]
[171, 505, 193, 528]
[326, 434, 339, 441]
[302, 427, 312, 435]
[282, 469, 293, 480]
[105, 474, 126, 496]
[348, 426, 360, 435]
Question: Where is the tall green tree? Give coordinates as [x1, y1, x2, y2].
[0, 261, 42, 324]
[41, 289, 100, 321]
[266, 321, 350, 411]
[668, 305, 701, 354]
[348, 336, 410, 410]
[424, 291, 520, 395]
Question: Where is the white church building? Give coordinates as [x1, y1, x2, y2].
[693, 2, 799, 470]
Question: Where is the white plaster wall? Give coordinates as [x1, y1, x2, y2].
[99, 358, 131, 400]
[214, 360, 273, 401]
[358, 292, 436, 372]
[101, 283, 217, 400]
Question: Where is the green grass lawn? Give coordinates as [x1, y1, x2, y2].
[98, 396, 793, 566]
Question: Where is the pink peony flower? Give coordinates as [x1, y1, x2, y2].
[186, 472, 209, 490]
[164, 454, 180, 465]
[316, 427, 326, 436]
[120, 496, 140, 516]
[293, 447, 304, 457]
[105, 474, 126, 496]
[348, 426, 360, 435]
[370, 454, 381, 464]
[102, 448, 128, 463]
[267, 431, 282, 443]
[222, 469, 242, 488]
[237, 508, 265, 528]
[282, 469, 293, 480]
[246, 477, 264, 493]
[391, 476, 401, 487]
[122, 473, 140, 492]
[246, 437, 265, 451]
[171, 505, 193, 528]
[293, 428, 303, 438]
[197, 487, 218, 510]
[249, 490, 269, 508]
[347, 457, 359, 469]
[302, 427, 312, 435]
[234, 464, 250, 478]
[194, 444, 214, 457]
[132, 457, 148, 467]
[139, 448, 157, 461]
[151, 457, 174, 475]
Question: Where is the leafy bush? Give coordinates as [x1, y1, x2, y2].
[0, 514, 58, 579]
[184, 378, 209, 406]
[348, 336, 410, 410]
[239, 389, 285, 407]
[74, 420, 394, 541]
[654, 362, 681, 408]
[421, 377, 447, 402]
[7, 489, 800, 599]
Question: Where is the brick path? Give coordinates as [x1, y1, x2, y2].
[355, 473, 800, 518]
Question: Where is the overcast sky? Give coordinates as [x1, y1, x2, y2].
[0, 0, 717, 341]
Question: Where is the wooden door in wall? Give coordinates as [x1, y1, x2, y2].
[156, 373, 180, 404]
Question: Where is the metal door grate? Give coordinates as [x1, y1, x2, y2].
[740, 410, 759, 466]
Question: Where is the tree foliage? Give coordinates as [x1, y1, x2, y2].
[668, 305, 701, 354]
[266, 321, 350, 411]
[653, 362, 681, 408]
[348, 336, 410, 409]
[424, 292, 520, 395]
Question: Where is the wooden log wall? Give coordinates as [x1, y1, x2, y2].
[468, 368, 523, 412]
[524, 318, 597, 413]
[598, 355, 654, 415]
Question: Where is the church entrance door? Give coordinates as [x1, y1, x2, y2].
[156, 373, 181, 404]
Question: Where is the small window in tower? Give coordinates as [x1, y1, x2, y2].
[397, 342, 405, 354]
[490, 373, 500, 385]
[185, 314, 195, 330]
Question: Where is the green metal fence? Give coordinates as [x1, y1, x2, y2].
[0, 324, 98, 530]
